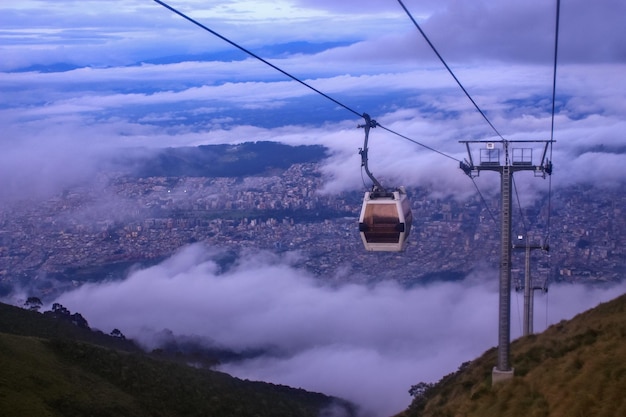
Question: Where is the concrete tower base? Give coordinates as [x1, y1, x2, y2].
[492, 367, 515, 385]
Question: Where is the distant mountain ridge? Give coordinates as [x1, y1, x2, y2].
[10, 41, 353, 73]
[142, 41, 353, 65]
[113, 141, 328, 178]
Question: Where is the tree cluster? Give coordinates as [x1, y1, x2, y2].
[23, 297, 127, 340]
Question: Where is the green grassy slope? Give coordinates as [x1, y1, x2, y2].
[0, 303, 354, 417]
[397, 292, 626, 417]
[0, 333, 143, 417]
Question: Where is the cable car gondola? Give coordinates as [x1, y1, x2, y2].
[359, 187, 412, 251]
[357, 114, 412, 252]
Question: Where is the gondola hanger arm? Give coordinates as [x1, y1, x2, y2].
[358, 113, 385, 192]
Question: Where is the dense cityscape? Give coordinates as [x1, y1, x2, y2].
[0, 160, 624, 300]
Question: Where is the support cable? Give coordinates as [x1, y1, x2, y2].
[540, 0, 561, 306]
[470, 178, 498, 226]
[396, 0, 514, 228]
[512, 176, 529, 236]
[544, 0, 561, 248]
[153, 0, 462, 164]
[378, 124, 461, 163]
[550, 0, 561, 144]
[396, 0, 506, 141]
[153, 0, 361, 119]
[155, 0, 508, 227]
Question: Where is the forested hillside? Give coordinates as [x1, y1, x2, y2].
[0, 302, 355, 417]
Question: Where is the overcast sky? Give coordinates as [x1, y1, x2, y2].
[1, 0, 625, 199]
[2, 2, 626, 415]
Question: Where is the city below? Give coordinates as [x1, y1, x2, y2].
[0, 144, 624, 300]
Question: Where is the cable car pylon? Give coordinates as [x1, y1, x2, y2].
[460, 139, 554, 384]
[358, 114, 413, 252]
[513, 234, 549, 336]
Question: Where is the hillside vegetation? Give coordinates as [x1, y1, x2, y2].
[0, 302, 354, 417]
[397, 293, 626, 417]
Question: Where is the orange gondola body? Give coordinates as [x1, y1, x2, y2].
[358, 187, 412, 251]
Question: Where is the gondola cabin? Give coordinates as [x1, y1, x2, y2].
[358, 187, 412, 251]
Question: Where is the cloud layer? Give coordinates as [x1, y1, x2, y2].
[53, 244, 626, 416]
[1, 1, 625, 201]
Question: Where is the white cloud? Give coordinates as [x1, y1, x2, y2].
[3, 59, 624, 199]
[53, 244, 626, 417]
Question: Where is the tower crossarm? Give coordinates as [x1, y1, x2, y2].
[458, 140, 555, 177]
